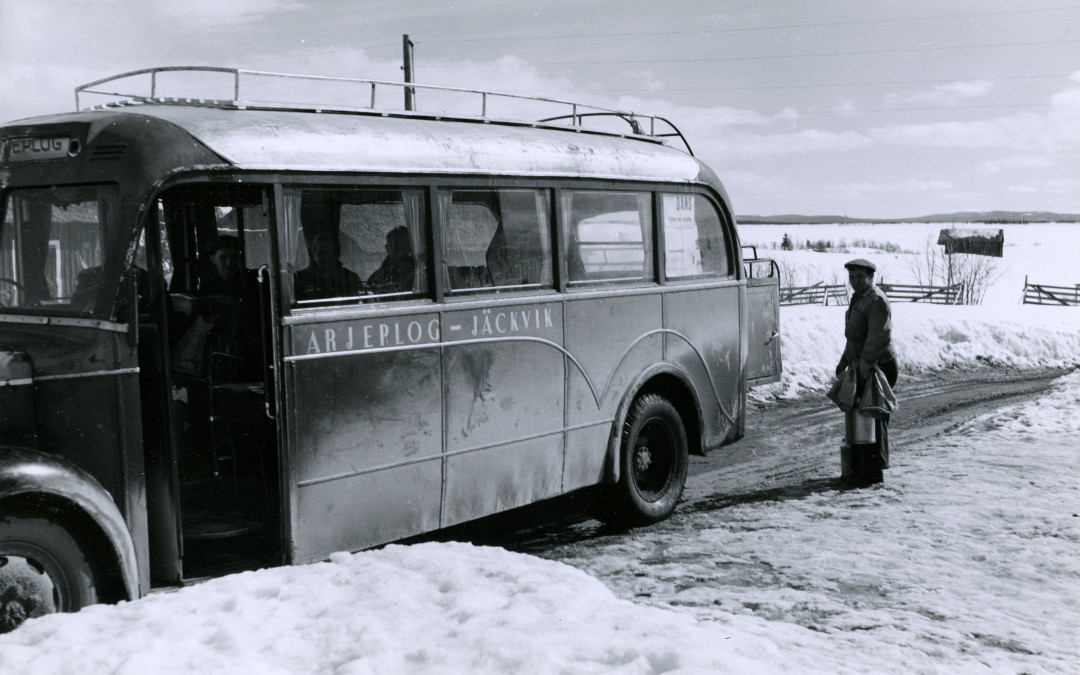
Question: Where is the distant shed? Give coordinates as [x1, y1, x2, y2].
[937, 228, 1004, 257]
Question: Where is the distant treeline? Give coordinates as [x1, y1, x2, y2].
[738, 212, 1080, 225]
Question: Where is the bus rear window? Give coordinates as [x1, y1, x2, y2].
[1, 185, 116, 315]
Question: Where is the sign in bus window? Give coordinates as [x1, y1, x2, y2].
[662, 193, 730, 279]
[286, 188, 427, 304]
[0, 185, 113, 315]
[441, 189, 553, 293]
[561, 191, 654, 284]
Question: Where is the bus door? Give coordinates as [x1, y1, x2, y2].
[560, 190, 664, 491]
[659, 193, 744, 447]
[438, 188, 564, 527]
[142, 183, 282, 582]
[281, 186, 444, 561]
[743, 254, 782, 387]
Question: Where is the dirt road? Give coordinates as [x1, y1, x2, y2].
[685, 365, 1073, 505]
[433, 365, 1073, 552]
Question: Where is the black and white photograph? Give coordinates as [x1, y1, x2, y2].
[1, 1, 1077, 672]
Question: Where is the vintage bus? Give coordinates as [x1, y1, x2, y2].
[0, 67, 780, 631]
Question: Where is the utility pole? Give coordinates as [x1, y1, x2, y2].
[402, 34, 415, 111]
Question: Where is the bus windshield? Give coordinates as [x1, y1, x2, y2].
[0, 185, 117, 316]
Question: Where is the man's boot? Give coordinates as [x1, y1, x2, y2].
[854, 443, 883, 485]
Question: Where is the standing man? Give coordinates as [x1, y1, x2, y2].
[835, 258, 898, 486]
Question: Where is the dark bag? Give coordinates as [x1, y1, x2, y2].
[860, 367, 898, 419]
[827, 369, 858, 412]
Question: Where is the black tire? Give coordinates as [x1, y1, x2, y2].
[0, 514, 97, 634]
[607, 393, 689, 526]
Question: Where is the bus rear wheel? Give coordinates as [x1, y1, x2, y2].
[607, 393, 689, 526]
[0, 514, 97, 634]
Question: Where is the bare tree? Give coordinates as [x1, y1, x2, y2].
[950, 252, 1007, 305]
[906, 233, 947, 287]
[904, 234, 1005, 304]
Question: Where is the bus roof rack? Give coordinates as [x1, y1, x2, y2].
[75, 66, 694, 155]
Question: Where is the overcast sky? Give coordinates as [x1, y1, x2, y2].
[2, 0, 1078, 218]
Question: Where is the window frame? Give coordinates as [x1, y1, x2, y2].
[281, 184, 431, 310]
[658, 190, 735, 283]
[437, 186, 555, 297]
[559, 188, 657, 289]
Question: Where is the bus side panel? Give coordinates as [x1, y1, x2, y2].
[286, 345, 442, 560]
[23, 328, 150, 590]
[295, 464, 442, 557]
[663, 284, 743, 448]
[563, 293, 663, 491]
[441, 333, 565, 527]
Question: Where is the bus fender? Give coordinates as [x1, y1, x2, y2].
[0, 444, 139, 602]
[603, 362, 702, 485]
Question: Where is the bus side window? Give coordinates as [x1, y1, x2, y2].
[661, 193, 731, 280]
[441, 189, 553, 294]
[286, 188, 427, 305]
[560, 191, 654, 285]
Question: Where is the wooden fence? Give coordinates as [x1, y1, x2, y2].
[780, 282, 848, 306]
[780, 282, 963, 306]
[1022, 277, 1080, 306]
[877, 283, 962, 304]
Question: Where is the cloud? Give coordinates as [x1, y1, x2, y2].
[977, 156, 1052, 175]
[830, 179, 953, 197]
[894, 80, 995, 105]
[1007, 177, 1080, 195]
[155, 0, 308, 24]
[833, 99, 859, 117]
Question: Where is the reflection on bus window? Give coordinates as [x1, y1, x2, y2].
[661, 193, 730, 279]
[285, 188, 427, 304]
[441, 189, 553, 294]
[0, 185, 114, 316]
[561, 191, 653, 284]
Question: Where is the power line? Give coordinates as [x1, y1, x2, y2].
[415, 38, 1080, 68]
[672, 102, 1056, 117]
[512, 73, 1074, 95]
[410, 5, 1080, 45]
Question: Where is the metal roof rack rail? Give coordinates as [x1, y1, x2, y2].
[74, 66, 694, 154]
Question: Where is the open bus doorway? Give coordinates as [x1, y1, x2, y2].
[139, 183, 282, 584]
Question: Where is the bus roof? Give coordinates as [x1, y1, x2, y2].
[3, 104, 721, 188]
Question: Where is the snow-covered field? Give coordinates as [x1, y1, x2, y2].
[1, 225, 1078, 674]
[740, 222, 1079, 307]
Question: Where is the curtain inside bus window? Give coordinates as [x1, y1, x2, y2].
[441, 189, 552, 293]
[661, 193, 730, 279]
[0, 185, 114, 315]
[561, 191, 654, 284]
[286, 187, 427, 304]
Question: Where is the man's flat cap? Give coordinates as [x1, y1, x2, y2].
[844, 258, 876, 272]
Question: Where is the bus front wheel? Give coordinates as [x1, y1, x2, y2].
[0, 514, 98, 634]
[608, 393, 689, 526]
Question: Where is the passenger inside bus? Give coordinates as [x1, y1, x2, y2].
[69, 266, 103, 313]
[173, 235, 261, 381]
[294, 231, 364, 300]
[366, 225, 415, 294]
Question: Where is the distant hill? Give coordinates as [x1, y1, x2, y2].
[737, 211, 1080, 225]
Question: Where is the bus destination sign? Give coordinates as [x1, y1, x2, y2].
[6, 137, 72, 162]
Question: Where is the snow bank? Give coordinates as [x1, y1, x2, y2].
[764, 303, 1080, 399]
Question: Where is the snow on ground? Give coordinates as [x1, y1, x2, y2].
[553, 370, 1080, 674]
[2, 229, 1079, 674]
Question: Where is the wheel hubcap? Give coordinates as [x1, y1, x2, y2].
[633, 419, 676, 500]
[0, 552, 61, 633]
